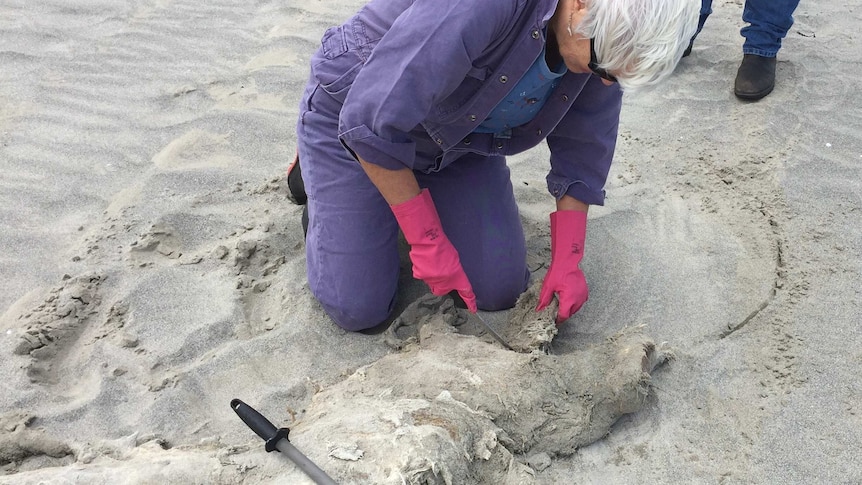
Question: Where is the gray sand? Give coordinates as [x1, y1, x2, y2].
[1, 0, 860, 483]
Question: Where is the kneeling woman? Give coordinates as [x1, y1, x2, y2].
[292, 0, 698, 331]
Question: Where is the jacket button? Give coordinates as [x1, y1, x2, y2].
[496, 141, 503, 149]
[464, 138, 471, 145]
[435, 137, 443, 144]
[499, 75, 508, 84]
[469, 114, 477, 122]
[562, 94, 569, 101]
[531, 30, 540, 39]
[536, 129, 542, 136]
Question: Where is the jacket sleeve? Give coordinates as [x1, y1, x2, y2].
[338, 0, 517, 170]
[545, 76, 623, 206]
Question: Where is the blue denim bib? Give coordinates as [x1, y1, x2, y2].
[474, 43, 566, 135]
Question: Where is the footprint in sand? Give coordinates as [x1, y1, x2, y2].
[129, 222, 183, 262]
[152, 129, 242, 171]
[0, 412, 73, 469]
[12, 273, 105, 384]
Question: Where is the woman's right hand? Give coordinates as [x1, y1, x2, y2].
[355, 157, 477, 311]
[390, 189, 477, 312]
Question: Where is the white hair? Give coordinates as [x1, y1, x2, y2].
[577, 0, 699, 90]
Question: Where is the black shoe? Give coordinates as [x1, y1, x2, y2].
[734, 54, 776, 101]
[682, 39, 694, 58]
[287, 153, 307, 205]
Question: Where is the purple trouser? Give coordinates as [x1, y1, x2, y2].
[297, 82, 530, 331]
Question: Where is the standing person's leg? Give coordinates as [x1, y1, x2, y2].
[740, 0, 801, 56]
[684, 0, 714, 57]
[734, 0, 801, 100]
[297, 82, 401, 331]
[416, 155, 530, 311]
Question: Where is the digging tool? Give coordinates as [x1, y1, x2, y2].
[231, 398, 338, 485]
[449, 292, 513, 351]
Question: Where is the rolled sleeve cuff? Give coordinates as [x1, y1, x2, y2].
[546, 173, 606, 206]
[339, 125, 416, 171]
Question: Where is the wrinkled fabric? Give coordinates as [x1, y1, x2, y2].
[309, 0, 622, 205]
[299, 83, 529, 330]
[296, 0, 621, 330]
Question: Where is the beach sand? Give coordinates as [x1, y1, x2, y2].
[1, 0, 860, 483]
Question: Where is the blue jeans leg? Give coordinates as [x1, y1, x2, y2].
[696, 0, 713, 39]
[685, 0, 712, 51]
[740, 0, 801, 57]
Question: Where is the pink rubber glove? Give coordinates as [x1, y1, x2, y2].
[391, 189, 478, 312]
[537, 210, 589, 323]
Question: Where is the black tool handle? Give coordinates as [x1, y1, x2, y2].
[232, 398, 338, 484]
[231, 398, 290, 452]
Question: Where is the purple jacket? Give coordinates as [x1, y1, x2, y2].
[308, 0, 623, 205]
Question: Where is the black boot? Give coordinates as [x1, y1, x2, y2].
[734, 54, 776, 101]
[682, 38, 694, 58]
[287, 154, 307, 205]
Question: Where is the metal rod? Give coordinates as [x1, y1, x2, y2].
[470, 310, 514, 351]
[449, 291, 513, 350]
[274, 439, 339, 485]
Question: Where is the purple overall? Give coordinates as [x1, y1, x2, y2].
[296, 0, 623, 331]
